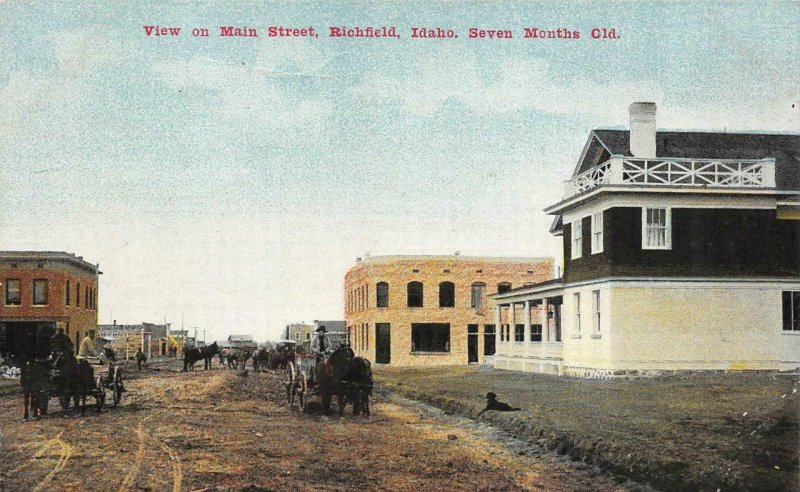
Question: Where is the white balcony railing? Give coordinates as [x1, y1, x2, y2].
[563, 155, 776, 198]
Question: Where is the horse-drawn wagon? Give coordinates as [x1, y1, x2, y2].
[283, 345, 373, 416]
[21, 352, 125, 420]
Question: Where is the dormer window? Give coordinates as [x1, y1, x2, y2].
[642, 207, 671, 250]
[571, 220, 583, 259]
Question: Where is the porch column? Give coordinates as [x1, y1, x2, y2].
[508, 303, 515, 341]
[523, 300, 531, 343]
[495, 304, 501, 343]
[542, 298, 549, 342]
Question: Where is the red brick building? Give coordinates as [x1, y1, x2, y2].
[0, 252, 101, 362]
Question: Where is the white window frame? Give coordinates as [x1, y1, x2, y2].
[592, 290, 601, 332]
[571, 220, 583, 259]
[642, 207, 672, 250]
[574, 292, 581, 333]
[591, 212, 604, 254]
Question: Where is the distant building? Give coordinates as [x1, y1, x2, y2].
[344, 255, 553, 366]
[0, 251, 101, 362]
[228, 334, 256, 348]
[285, 323, 314, 347]
[98, 321, 171, 357]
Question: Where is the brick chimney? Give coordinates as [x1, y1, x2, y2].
[629, 102, 657, 158]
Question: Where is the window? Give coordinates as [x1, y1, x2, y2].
[66, 280, 71, 306]
[484, 325, 496, 356]
[499, 324, 505, 342]
[783, 291, 800, 331]
[376, 282, 389, 308]
[574, 293, 581, 333]
[411, 323, 450, 352]
[592, 290, 601, 332]
[643, 207, 671, 249]
[572, 220, 583, 259]
[530, 324, 542, 342]
[591, 212, 604, 254]
[407, 281, 423, 307]
[5, 279, 21, 305]
[514, 324, 524, 342]
[497, 282, 512, 294]
[471, 283, 485, 309]
[33, 279, 49, 305]
[439, 281, 455, 308]
[76, 282, 81, 306]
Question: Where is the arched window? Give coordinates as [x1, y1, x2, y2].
[439, 281, 455, 308]
[471, 282, 486, 309]
[407, 281, 423, 308]
[376, 282, 389, 308]
[497, 282, 512, 294]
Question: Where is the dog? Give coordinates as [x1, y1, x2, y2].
[477, 392, 521, 416]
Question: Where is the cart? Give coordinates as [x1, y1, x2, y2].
[284, 351, 316, 411]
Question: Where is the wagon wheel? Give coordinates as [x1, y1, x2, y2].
[112, 367, 124, 407]
[284, 362, 296, 405]
[298, 372, 308, 412]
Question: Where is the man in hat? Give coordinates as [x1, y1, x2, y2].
[477, 392, 521, 416]
[310, 325, 328, 359]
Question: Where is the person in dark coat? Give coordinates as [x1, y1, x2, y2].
[477, 392, 521, 416]
[135, 349, 146, 371]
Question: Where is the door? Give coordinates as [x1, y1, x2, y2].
[467, 324, 479, 363]
[376, 323, 391, 364]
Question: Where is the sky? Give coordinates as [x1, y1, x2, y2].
[1, 1, 798, 342]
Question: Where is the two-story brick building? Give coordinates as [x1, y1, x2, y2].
[0, 251, 101, 362]
[492, 103, 800, 377]
[344, 255, 553, 366]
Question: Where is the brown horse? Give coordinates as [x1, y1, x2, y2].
[183, 342, 220, 371]
[315, 346, 373, 416]
[52, 353, 100, 415]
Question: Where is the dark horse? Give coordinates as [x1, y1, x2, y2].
[51, 353, 100, 415]
[183, 342, 220, 371]
[20, 358, 50, 420]
[251, 348, 270, 373]
[315, 345, 373, 416]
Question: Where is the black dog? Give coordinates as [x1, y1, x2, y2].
[477, 392, 521, 416]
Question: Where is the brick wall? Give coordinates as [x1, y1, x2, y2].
[344, 256, 553, 366]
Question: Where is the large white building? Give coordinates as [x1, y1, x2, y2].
[492, 103, 800, 377]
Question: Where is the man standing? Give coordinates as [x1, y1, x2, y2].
[135, 348, 146, 371]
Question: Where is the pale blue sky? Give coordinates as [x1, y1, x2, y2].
[1, 1, 798, 341]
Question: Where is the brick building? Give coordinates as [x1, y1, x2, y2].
[0, 251, 101, 362]
[285, 323, 314, 346]
[344, 255, 553, 366]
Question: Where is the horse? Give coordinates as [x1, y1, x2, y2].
[267, 348, 295, 371]
[343, 357, 373, 416]
[252, 349, 270, 373]
[53, 353, 100, 415]
[316, 345, 373, 416]
[182, 342, 220, 371]
[20, 358, 50, 420]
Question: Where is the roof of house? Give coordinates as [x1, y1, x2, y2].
[228, 335, 254, 342]
[0, 251, 101, 274]
[586, 130, 800, 190]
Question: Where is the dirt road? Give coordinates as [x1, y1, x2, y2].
[0, 361, 632, 491]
